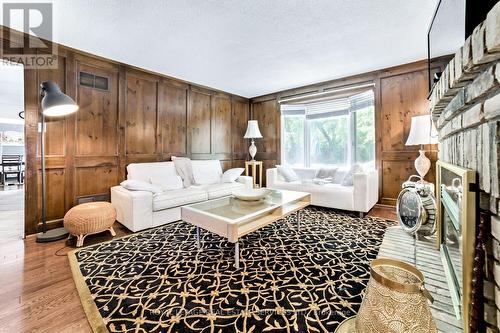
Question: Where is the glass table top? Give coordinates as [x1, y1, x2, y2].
[182, 189, 309, 222]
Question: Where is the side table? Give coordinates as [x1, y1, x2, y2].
[245, 160, 263, 188]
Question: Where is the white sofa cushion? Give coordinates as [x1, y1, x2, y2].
[202, 182, 245, 199]
[171, 156, 196, 187]
[316, 167, 338, 179]
[149, 175, 183, 191]
[153, 188, 208, 211]
[277, 165, 299, 182]
[191, 160, 223, 185]
[332, 168, 349, 184]
[221, 168, 244, 183]
[120, 180, 162, 194]
[290, 167, 317, 181]
[342, 164, 364, 186]
[127, 162, 179, 183]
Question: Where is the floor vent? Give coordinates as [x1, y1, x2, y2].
[76, 194, 110, 205]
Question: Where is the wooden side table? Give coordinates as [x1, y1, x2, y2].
[245, 161, 263, 188]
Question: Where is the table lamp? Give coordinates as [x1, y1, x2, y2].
[244, 120, 263, 161]
[405, 115, 438, 180]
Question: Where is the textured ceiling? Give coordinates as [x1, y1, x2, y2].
[1, 0, 457, 98]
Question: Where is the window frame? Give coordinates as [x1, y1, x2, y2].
[280, 92, 375, 168]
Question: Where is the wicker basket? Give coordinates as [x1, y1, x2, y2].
[64, 202, 116, 247]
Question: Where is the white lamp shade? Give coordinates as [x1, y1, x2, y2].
[405, 115, 438, 146]
[243, 120, 263, 139]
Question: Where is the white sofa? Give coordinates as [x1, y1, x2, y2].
[266, 167, 379, 216]
[111, 160, 253, 232]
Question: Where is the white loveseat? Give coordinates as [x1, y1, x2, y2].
[266, 167, 379, 216]
[111, 160, 253, 232]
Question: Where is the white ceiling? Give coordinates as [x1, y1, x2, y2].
[1, 0, 457, 98]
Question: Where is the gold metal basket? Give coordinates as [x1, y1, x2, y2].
[336, 258, 437, 333]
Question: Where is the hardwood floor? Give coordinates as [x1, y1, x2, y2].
[0, 205, 396, 333]
[0, 223, 130, 333]
[0, 187, 24, 242]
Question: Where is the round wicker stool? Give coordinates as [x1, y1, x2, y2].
[64, 202, 116, 247]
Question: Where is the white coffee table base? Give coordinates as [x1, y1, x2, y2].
[183, 190, 311, 270]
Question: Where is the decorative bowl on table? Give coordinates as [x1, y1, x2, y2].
[232, 188, 271, 201]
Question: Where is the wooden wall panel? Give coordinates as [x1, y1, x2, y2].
[381, 161, 415, 200]
[37, 57, 66, 157]
[378, 68, 438, 205]
[250, 99, 279, 186]
[232, 99, 249, 159]
[75, 166, 119, 197]
[252, 100, 278, 155]
[75, 62, 119, 156]
[187, 90, 211, 154]
[125, 74, 158, 155]
[221, 160, 232, 171]
[380, 70, 430, 152]
[211, 96, 231, 154]
[12, 21, 250, 235]
[232, 159, 246, 169]
[159, 83, 187, 156]
[37, 169, 66, 222]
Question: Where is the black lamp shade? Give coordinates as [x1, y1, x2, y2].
[40, 81, 79, 117]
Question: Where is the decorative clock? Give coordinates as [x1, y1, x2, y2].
[396, 175, 436, 236]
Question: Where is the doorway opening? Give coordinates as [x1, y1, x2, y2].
[0, 61, 25, 242]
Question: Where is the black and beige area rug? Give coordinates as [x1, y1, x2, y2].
[69, 207, 393, 333]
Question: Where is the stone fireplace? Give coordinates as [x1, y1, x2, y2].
[430, 2, 500, 332]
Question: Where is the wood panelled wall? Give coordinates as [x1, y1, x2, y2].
[250, 58, 450, 205]
[21, 46, 249, 235]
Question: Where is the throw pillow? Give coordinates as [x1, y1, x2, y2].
[277, 165, 299, 182]
[316, 167, 338, 179]
[332, 169, 348, 184]
[221, 168, 244, 183]
[191, 160, 223, 185]
[341, 164, 364, 186]
[171, 156, 195, 187]
[120, 180, 162, 194]
[149, 175, 183, 191]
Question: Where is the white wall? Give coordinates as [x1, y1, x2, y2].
[0, 63, 24, 122]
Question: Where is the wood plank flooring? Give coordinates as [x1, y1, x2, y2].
[0, 187, 24, 241]
[0, 205, 397, 333]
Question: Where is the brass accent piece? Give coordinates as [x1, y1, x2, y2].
[245, 160, 263, 188]
[335, 317, 356, 333]
[355, 258, 437, 332]
[436, 161, 476, 333]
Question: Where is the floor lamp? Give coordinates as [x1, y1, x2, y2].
[36, 81, 79, 243]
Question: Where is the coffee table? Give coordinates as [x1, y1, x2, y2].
[181, 189, 311, 268]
